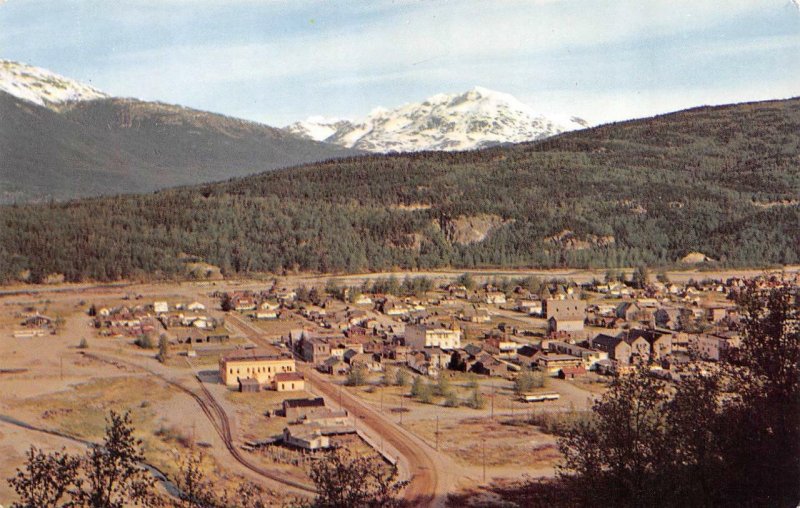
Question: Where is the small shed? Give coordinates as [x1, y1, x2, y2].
[238, 378, 261, 393]
[558, 365, 587, 379]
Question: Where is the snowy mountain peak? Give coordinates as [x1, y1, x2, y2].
[285, 87, 588, 153]
[0, 60, 108, 109]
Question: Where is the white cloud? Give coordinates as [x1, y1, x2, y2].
[6, 0, 793, 125]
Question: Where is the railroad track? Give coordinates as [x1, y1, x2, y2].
[302, 367, 437, 506]
[82, 352, 315, 494]
[225, 313, 439, 506]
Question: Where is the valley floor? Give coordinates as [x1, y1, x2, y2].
[0, 266, 793, 505]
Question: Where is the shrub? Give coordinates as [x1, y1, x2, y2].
[515, 369, 546, 393]
[134, 334, 155, 349]
[436, 373, 453, 397]
[410, 376, 433, 403]
[467, 388, 486, 409]
[395, 369, 410, 387]
[444, 391, 460, 408]
[345, 366, 368, 386]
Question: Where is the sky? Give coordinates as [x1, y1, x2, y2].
[1, 0, 799, 126]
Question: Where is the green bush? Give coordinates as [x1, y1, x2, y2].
[134, 334, 155, 349]
[345, 366, 368, 387]
[515, 369, 546, 393]
[467, 388, 486, 409]
[443, 391, 460, 407]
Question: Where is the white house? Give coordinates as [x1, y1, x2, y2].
[187, 301, 206, 312]
[405, 325, 462, 350]
[484, 292, 507, 305]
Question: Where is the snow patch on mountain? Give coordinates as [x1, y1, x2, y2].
[285, 87, 589, 153]
[0, 60, 107, 109]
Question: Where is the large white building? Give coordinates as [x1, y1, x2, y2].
[405, 325, 462, 350]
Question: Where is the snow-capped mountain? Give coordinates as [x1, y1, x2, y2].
[285, 87, 589, 153]
[0, 59, 107, 109]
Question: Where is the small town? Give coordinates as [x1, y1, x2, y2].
[2, 2, 799, 506]
[1, 267, 797, 506]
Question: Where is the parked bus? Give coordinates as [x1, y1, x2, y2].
[520, 392, 560, 403]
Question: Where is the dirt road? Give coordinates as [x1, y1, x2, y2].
[81, 352, 315, 496]
[302, 366, 439, 506]
[226, 313, 444, 506]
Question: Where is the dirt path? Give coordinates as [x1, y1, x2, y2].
[303, 366, 441, 506]
[81, 352, 315, 496]
[225, 313, 451, 506]
[0, 413, 182, 498]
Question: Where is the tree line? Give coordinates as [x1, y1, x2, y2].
[0, 98, 798, 282]
[503, 285, 800, 507]
[7, 412, 405, 507]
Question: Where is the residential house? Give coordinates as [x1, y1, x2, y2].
[690, 332, 741, 361]
[347, 352, 382, 372]
[407, 352, 439, 377]
[654, 306, 690, 330]
[386, 344, 410, 363]
[274, 372, 305, 392]
[559, 365, 587, 379]
[21, 314, 53, 329]
[283, 397, 326, 421]
[545, 298, 586, 333]
[405, 325, 462, 350]
[380, 299, 411, 317]
[537, 353, 584, 376]
[187, 301, 206, 312]
[321, 356, 349, 375]
[516, 344, 543, 369]
[591, 334, 635, 366]
[616, 302, 652, 324]
[232, 295, 257, 312]
[483, 337, 520, 359]
[516, 300, 543, 316]
[283, 425, 329, 450]
[470, 352, 509, 377]
[484, 292, 507, 305]
[626, 329, 672, 361]
[547, 340, 608, 369]
[300, 337, 332, 365]
[458, 306, 491, 324]
[423, 347, 452, 371]
[353, 294, 373, 305]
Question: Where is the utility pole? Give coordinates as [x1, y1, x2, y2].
[400, 395, 404, 426]
[482, 439, 486, 483]
[435, 415, 439, 451]
[490, 381, 494, 419]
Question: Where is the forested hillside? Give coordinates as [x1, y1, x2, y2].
[0, 92, 357, 203]
[1, 98, 798, 283]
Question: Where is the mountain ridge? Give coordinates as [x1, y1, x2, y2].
[1, 97, 797, 282]
[0, 62, 360, 203]
[285, 86, 589, 152]
[0, 60, 108, 109]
